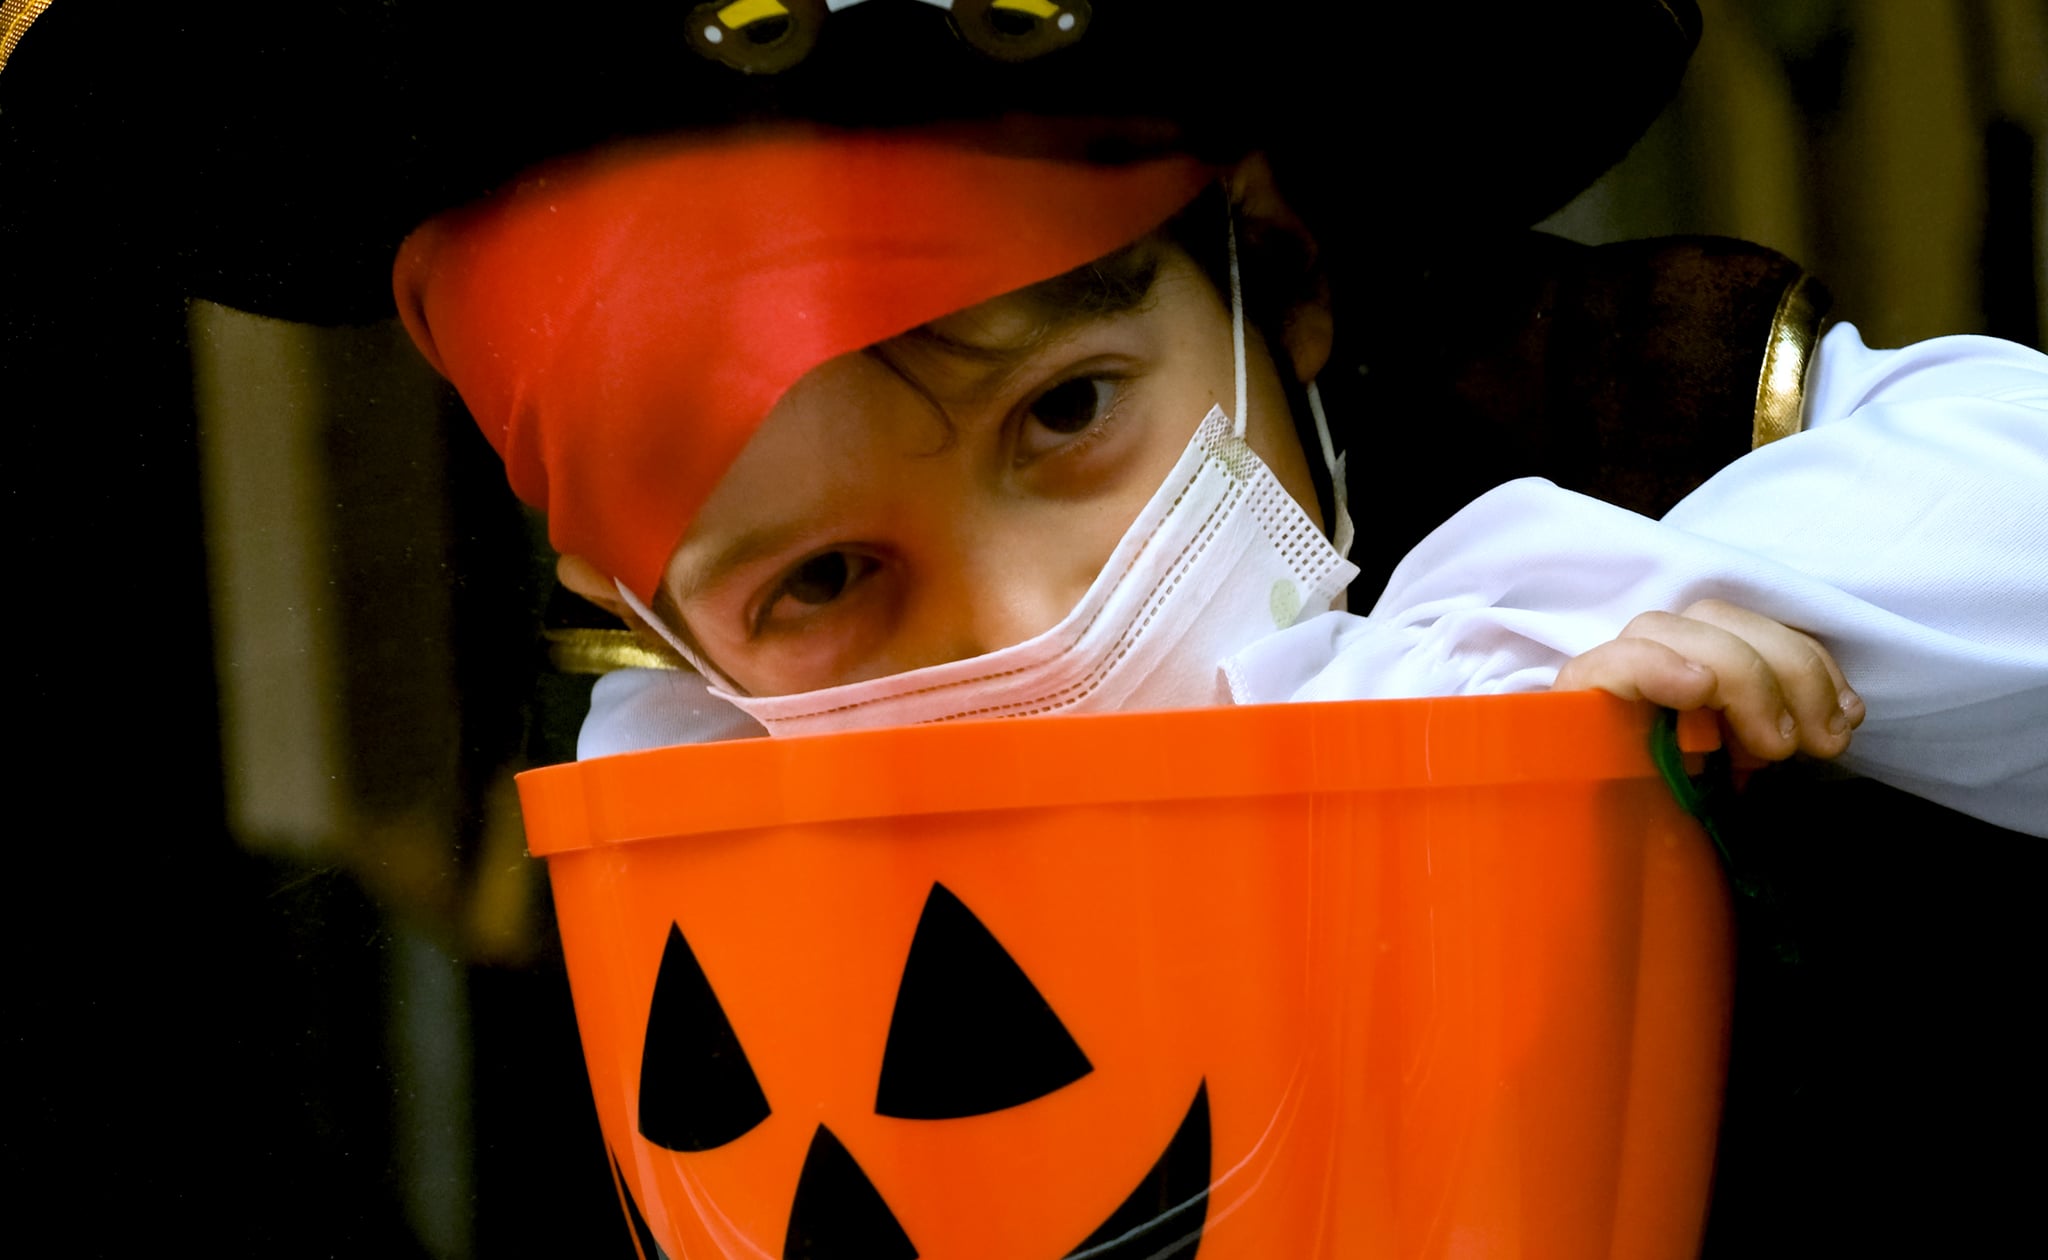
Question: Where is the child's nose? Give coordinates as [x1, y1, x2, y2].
[960, 582, 1069, 659]
[951, 542, 1101, 661]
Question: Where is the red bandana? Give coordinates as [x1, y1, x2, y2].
[394, 131, 1212, 599]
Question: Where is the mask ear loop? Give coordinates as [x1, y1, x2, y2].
[1306, 381, 1355, 560]
[613, 579, 745, 693]
[1229, 197, 1353, 561]
[1225, 203, 1249, 440]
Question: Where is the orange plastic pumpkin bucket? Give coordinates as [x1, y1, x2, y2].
[518, 692, 1733, 1259]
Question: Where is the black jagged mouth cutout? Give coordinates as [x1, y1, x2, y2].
[1066, 1080, 1212, 1259]
[777, 1082, 1209, 1259]
[784, 1124, 920, 1260]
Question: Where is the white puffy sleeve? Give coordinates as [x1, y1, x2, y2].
[576, 666, 766, 761]
[1223, 325, 2048, 835]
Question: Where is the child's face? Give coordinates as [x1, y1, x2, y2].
[658, 239, 1325, 697]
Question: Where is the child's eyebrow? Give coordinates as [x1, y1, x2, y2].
[927, 241, 1166, 359]
[869, 242, 1168, 411]
[669, 517, 819, 606]
[872, 316, 1091, 404]
[891, 322, 1040, 367]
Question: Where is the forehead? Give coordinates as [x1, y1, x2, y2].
[897, 236, 1174, 360]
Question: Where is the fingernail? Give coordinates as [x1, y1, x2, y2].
[1779, 711, 1797, 742]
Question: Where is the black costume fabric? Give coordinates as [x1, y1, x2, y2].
[3, 0, 1700, 323]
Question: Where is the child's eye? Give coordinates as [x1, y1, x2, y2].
[1018, 376, 1118, 461]
[785, 552, 859, 604]
[1030, 377, 1109, 434]
[755, 550, 879, 633]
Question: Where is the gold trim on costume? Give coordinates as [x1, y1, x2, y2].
[545, 627, 683, 675]
[1752, 272, 1828, 449]
[0, 0, 54, 75]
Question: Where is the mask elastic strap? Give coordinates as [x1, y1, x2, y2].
[1225, 206, 1249, 439]
[1306, 380, 1356, 560]
[614, 578, 743, 692]
[1229, 199, 1352, 562]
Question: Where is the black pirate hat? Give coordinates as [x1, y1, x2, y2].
[2, 1, 1700, 324]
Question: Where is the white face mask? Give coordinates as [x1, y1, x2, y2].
[620, 211, 1358, 737]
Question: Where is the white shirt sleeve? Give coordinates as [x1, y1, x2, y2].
[1222, 324, 2048, 836]
[576, 666, 766, 761]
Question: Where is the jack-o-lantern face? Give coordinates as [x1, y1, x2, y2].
[620, 883, 1211, 1257]
[530, 699, 1737, 1259]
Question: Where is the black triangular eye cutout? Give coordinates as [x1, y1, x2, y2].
[1065, 1081, 1211, 1259]
[785, 1125, 919, 1260]
[875, 882, 1092, 1120]
[638, 921, 771, 1151]
[607, 1146, 673, 1260]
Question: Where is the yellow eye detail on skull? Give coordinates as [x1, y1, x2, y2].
[715, 0, 792, 32]
[685, 0, 1091, 73]
[993, 0, 1065, 20]
[686, 0, 819, 73]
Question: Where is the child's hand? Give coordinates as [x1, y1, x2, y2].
[1553, 599, 1865, 764]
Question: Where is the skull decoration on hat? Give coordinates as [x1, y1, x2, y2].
[686, 0, 1093, 73]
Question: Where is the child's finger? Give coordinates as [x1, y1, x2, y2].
[1606, 609, 1805, 760]
[1552, 636, 1719, 709]
[1672, 598, 1862, 757]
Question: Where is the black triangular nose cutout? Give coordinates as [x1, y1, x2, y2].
[784, 1124, 919, 1259]
[875, 883, 1093, 1120]
[638, 921, 772, 1151]
[608, 1146, 673, 1260]
[1066, 1081, 1211, 1259]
